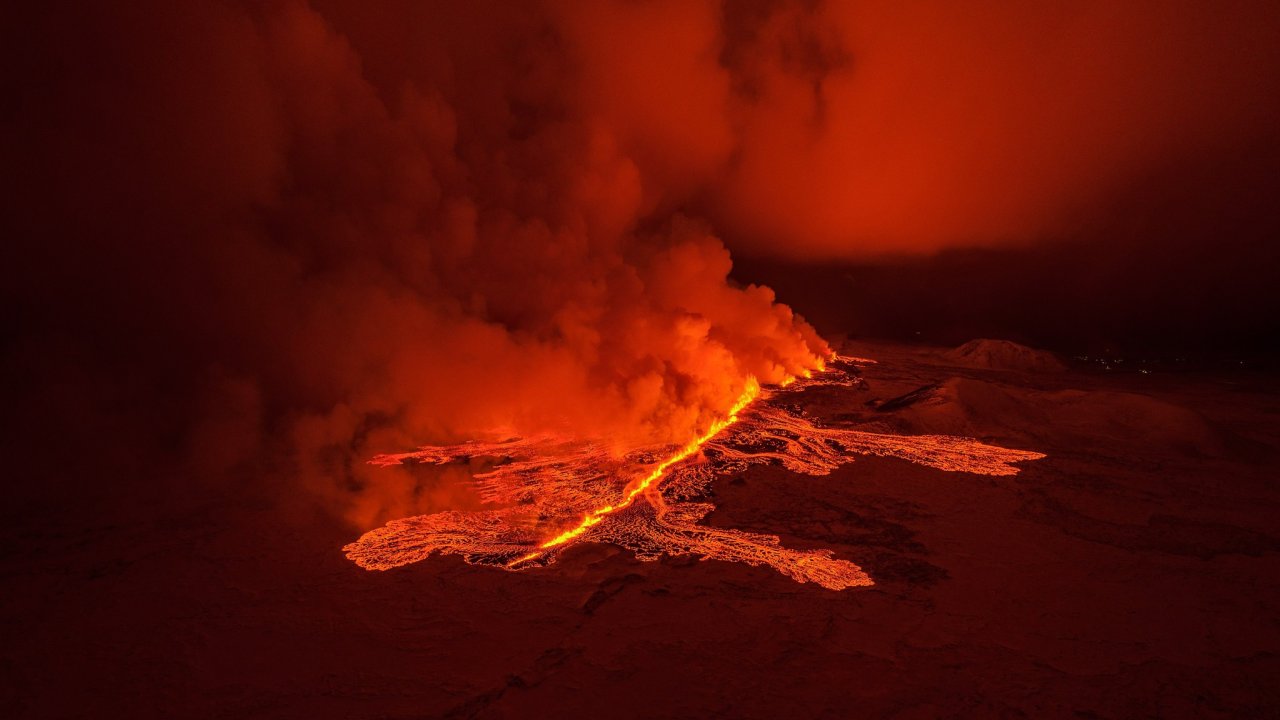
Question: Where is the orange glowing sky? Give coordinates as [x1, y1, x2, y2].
[5, 0, 1278, 546]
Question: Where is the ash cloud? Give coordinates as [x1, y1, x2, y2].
[4, 1, 827, 526]
[4, 1, 1278, 525]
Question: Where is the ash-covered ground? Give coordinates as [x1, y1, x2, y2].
[4, 340, 1279, 718]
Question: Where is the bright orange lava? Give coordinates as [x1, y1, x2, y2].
[507, 378, 762, 567]
[343, 357, 1045, 590]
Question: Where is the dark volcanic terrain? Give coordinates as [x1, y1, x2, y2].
[4, 341, 1279, 718]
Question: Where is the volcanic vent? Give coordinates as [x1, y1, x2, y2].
[344, 357, 1042, 589]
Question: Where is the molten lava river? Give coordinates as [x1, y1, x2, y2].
[344, 357, 1043, 590]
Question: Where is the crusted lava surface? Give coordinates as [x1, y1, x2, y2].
[343, 357, 1041, 590]
[5, 341, 1280, 718]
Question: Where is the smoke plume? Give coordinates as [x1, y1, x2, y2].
[5, 0, 1277, 525]
[4, 1, 827, 526]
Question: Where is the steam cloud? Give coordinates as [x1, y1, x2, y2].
[5, 0, 1276, 525]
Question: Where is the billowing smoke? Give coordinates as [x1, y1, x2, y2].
[5, 0, 1277, 525]
[4, 1, 830, 526]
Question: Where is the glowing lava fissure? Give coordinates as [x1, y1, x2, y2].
[343, 357, 1045, 590]
[512, 377, 762, 564]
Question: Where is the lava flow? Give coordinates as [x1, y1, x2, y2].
[505, 377, 762, 568]
[343, 357, 1044, 589]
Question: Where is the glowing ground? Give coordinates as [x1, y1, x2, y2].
[8, 341, 1280, 718]
[345, 357, 1043, 589]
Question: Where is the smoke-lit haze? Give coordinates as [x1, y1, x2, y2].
[4, 0, 1278, 525]
[716, 1, 1280, 254]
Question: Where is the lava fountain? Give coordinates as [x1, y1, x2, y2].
[343, 357, 1044, 590]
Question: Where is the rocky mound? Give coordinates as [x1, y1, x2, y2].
[946, 339, 1067, 372]
[878, 377, 1222, 456]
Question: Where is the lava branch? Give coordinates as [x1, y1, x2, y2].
[506, 377, 764, 567]
[344, 353, 1042, 590]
